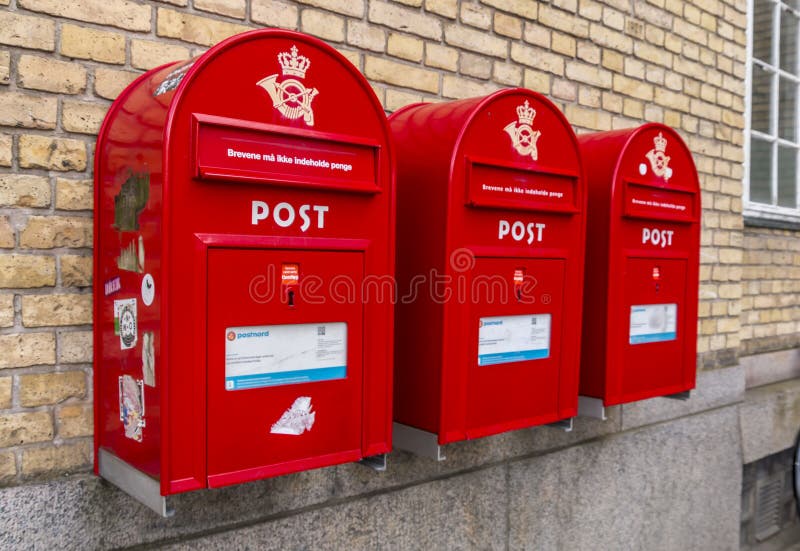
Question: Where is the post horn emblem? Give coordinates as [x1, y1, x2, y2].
[645, 132, 672, 180]
[257, 45, 319, 126]
[504, 100, 541, 161]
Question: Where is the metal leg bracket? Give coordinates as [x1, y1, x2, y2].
[392, 422, 446, 461]
[358, 453, 387, 472]
[546, 417, 573, 432]
[578, 395, 607, 420]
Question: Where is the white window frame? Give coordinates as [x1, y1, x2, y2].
[744, 0, 800, 225]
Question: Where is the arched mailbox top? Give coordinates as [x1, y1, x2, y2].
[390, 88, 583, 214]
[579, 123, 701, 224]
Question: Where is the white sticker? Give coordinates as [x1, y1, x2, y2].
[141, 273, 155, 306]
[271, 396, 315, 435]
[629, 303, 677, 344]
[142, 331, 155, 387]
[119, 375, 145, 442]
[478, 314, 551, 366]
[225, 322, 347, 390]
[113, 298, 137, 350]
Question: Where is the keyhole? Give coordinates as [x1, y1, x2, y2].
[655, 283, 661, 293]
[516, 287, 522, 302]
[287, 289, 295, 307]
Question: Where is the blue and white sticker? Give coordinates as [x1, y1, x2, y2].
[629, 303, 677, 344]
[478, 314, 551, 366]
[225, 322, 347, 390]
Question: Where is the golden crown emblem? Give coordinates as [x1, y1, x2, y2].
[516, 100, 536, 125]
[278, 45, 311, 78]
[653, 132, 667, 152]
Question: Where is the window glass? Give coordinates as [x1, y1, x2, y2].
[778, 77, 797, 140]
[751, 65, 773, 134]
[753, 0, 773, 63]
[750, 138, 773, 204]
[778, 146, 797, 207]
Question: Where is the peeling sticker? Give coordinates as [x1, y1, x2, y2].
[119, 375, 145, 442]
[104, 276, 121, 296]
[114, 298, 137, 349]
[271, 396, 315, 435]
[113, 171, 150, 232]
[142, 331, 155, 387]
[117, 236, 145, 273]
[141, 273, 155, 306]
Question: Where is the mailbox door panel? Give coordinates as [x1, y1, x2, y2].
[620, 257, 687, 398]
[465, 257, 563, 436]
[206, 248, 363, 486]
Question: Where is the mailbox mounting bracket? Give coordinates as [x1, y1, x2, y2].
[577, 396, 607, 420]
[358, 454, 387, 472]
[546, 418, 574, 432]
[664, 390, 692, 401]
[98, 449, 174, 517]
[392, 423, 446, 461]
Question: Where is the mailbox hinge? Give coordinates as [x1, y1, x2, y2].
[392, 422, 446, 461]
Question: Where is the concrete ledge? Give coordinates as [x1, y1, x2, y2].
[741, 347, 800, 389]
[740, 377, 800, 464]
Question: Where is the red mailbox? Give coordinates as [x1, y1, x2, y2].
[93, 29, 394, 514]
[577, 124, 700, 415]
[389, 89, 586, 457]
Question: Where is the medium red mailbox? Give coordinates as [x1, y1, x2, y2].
[94, 29, 394, 514]
[389, 89, 586, 458]
[577, 124, 700, 417]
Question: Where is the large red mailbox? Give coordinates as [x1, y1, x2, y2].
[389, 89, 586, 457]
[94, 29, 394, 514]
[577, 124, 700, 416]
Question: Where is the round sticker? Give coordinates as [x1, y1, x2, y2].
[141, 273, 155, 306]
[119, 304, 137, 348]
[638, 163, 647, 176]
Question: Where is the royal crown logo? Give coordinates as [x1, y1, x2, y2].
[504, 100, 541, 160]
[645, 131, 672, 180]
[257, 45, 319, 126]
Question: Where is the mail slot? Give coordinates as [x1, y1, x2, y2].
[93, 29, 394, 514]
[389, 89, 586, 457]
[577, 123, 700, 415]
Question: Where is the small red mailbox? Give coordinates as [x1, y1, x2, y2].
[94, 29, 394, 514]
[389, 89, 586, 457]
[577, 124, 700, 415]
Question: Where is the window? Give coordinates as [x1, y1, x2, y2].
[746, 0, 800, 224]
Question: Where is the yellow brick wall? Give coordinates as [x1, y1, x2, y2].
[0, 0, 752, 482]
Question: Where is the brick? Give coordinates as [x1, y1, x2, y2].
[552, 33, 576, 57]
[61, 101, 108, 136]
[296, 0, 363, 17]
[0, 255, 56, 288]
[579, 0, 602, 21]
[194, 0, 246, 18]
[131, 40, 190, 71]
[0, 91, 57, 130]
[385, 88, 422, 112]
[0, 135, 9, 167]
[613, 74, 655, 101]
[55, 178, 92, 211]
[552, 78, 578, 102]
[19, 371, 85, 407]
[60, 255, 92, 287]
[60, 24, 125, 64]
[577, 42, 601, 64]
[22, 294, 92, 327]
[0, 333, 55, 368]
[511, 43, 564, 76]
[0, 51, 9, 86]
[0, 452, 15, 484]
[17, 55, 86, 95]
[59, 331, 92, 364]
[0, 411, 52, 447]
[0, 12, 55, 51]
[0, 175, 50, 208]
[21, 441, 91, 475]
[387, 34, 424, 62]
[425, 43, 458, 71]
[156, 8, 251, 47]
[460, 53, 492, 79]
[538, 4, 589, 37]
[523, 22, 550, 47]
[589, 23, 632, 53]
[461, 3, 491, 28]
[493, 62, 523, 86]
[0, 377, 10, 409]
[0, 294, 13, 327]
[553, 0, 578, 12]
[481, 0, 537, 19]
[301, 9, 346, 43]
[19, 0, 151, 32]
[347, 21, 385, 52]
[251, 0, 299, 30]
[0, 217, 13, 249]
[364, 56, 439, 93]
[94, 68, 139, 101]
[564, 103, 612, 131]
[494, 13, 522, 39]
[444, 24, 507, 58]
[20, 215, 92, 249]
[442, 75, 497, 99]
[368, 2, 442, 40]
[426, 0, 457, 18]
[336, 48, 360, 69]
[523, 68, 551, 92]
[18, 135, 87, 172]
[56, 404, 93, 438]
